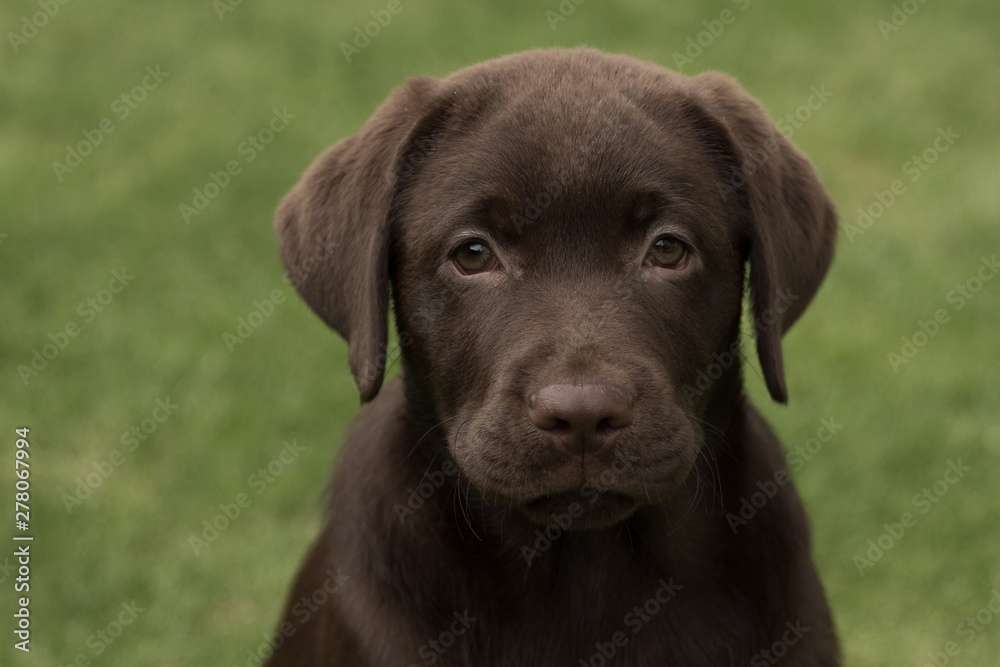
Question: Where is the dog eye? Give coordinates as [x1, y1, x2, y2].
[452, 240, 497, 274]
[645, 236, 688, 269]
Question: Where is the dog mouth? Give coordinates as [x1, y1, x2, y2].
[520, 489, 639, 531]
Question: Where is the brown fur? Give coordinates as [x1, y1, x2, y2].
[267, 48, 839, 666]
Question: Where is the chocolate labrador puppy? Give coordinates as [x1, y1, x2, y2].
[267, 48, 838, 666]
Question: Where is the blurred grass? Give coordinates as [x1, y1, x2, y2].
[1, 0, 998, 665]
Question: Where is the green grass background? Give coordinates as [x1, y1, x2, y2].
[2, 0, 998, 664]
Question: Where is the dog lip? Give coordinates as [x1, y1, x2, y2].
[524, 489, 634, 509]
[520, 489, 639, 530]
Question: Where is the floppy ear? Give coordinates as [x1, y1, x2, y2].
[276, 77, 442, 402]
[691, 73, 837, 404]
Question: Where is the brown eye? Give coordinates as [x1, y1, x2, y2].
[453, 240, 497, 274]
[645, 236, 688, 269]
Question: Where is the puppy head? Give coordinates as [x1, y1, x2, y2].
[277, 49, 836, 529]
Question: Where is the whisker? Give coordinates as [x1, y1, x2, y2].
[665, 470, 702, 538]
[395, 412, 467, 468]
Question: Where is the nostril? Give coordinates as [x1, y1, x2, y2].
[529, 383, 633, 454]
[531, 412, 573, 432]
[598, 406, 632, 432]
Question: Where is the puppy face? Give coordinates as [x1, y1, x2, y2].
[276, 49, 836, 530]
[393, 96, 746, 527]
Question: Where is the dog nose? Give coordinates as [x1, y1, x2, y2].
[529, 383, 632, 455]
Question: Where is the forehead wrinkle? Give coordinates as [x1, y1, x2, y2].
[413, 80, 737, 261]
[656, 194, 738, 261]
[425, 144, 731, 255]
